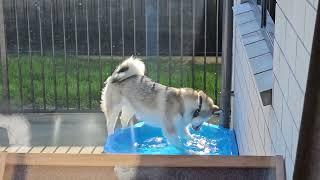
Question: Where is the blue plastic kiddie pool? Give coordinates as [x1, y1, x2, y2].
[104, 122, 238, 155]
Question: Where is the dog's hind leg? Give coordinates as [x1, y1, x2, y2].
[105, 91, 122, 136]
[120, 106, 135, 128]
[106, 106, 121, 136]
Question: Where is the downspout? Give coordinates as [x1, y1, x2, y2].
[220, 0, 233, 128]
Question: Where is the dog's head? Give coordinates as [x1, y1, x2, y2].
[190, 91, 220, 131]
[111, 56, 145, 83]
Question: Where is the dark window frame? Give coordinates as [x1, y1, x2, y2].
[249, 0, 276, 48]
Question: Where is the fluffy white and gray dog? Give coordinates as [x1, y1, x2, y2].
[101, 56, 220, 148]
[0, 114, 31, 146]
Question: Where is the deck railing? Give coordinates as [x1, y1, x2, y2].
[1, 0, 222, 113]
[0, 151, 285, 180]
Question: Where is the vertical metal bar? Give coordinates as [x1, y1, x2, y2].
[109, 0, 113, 73]
[74, 0, 80, 110]
[121, 0, 124, 60]
[261, 0, 267, 27]
[14, 0, 23, 111]
[26, 0, 34, 110]
[37, 2, 43, 61]
[192, 0, 195, 89]
[145, 0, 148, 76]
[220, 0, 233, 128]
[133, 0, 136, 55]
[203, 0, 207, 91]
[98, 0, 102, 90]
[85, 0, 91, 109]
[38, 1, 46, 110]
[156, 0, 160, 82]
[0, 0, 10, 113]
[180, 0, 183, 87]
[62, 0, 68, 110]
[168, 0, 172, 86]
[214, 0, 219, 104]
[51, 0, 57, 110]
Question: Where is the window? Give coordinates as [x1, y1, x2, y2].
[250, 0, 277, 46]
[266, 0, 276, 22]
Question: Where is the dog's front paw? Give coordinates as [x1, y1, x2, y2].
[183, 126, 193, 140]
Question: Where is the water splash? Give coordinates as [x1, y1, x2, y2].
[129, 120, 137, 152]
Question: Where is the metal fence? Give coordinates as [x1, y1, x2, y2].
[0, 0, 222, 113]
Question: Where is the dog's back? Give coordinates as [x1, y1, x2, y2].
[112, 75, 168, 110]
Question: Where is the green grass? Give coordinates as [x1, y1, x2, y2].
[1, 54, 221, 111]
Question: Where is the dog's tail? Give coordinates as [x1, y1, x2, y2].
[110, 56, 145, 83]
[100, 76, 111, 113]
[100, 56, 145, 113]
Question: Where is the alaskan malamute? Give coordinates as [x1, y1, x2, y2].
[101, 56, 220, 148]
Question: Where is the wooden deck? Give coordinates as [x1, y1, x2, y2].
[0, 146, 104, 154]
[0, 113, 285, 179]
[0, 149, 284, 180]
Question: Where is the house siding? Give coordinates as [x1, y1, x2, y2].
[232, 0, 317, 179]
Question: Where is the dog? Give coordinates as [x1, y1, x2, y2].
[100, 56, 220, 148]
[0, 114, 31, 146]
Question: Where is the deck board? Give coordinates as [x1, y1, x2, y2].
[93, 146, 104, 154]
[0, 146, 7, 152]
[0, 146, 104, 154]
[0, 152, 6, 180]
[6, 146, 20, 153]
[67, 146, 82, 154]
[29, 146, 45, 153]
[42, 146, 57, 153]
[5, 153, 280, 168]
[55, 146, 71, 154]
[1, 151, 284, 180]
[16, 146, 32, 153]
[80, 146, 95, 154]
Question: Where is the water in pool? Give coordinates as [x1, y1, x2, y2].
[104, 122, 238, 155]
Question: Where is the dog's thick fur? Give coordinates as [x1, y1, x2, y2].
[101, 56, 219, 148]
[0, 114, 31, 146]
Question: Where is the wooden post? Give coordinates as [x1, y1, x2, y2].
[0, 0, 10, 113]
[0, 152, 7, 180]
[275, 155, 285, 180]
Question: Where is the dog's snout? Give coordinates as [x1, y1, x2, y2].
[212, 109, 222, 117]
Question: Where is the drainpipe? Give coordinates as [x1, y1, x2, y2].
[220, 0, 233, 128]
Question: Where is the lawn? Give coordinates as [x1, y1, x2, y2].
[1, 54, 221, 111]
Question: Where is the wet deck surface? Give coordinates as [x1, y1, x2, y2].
[0, 113, 107, 146]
